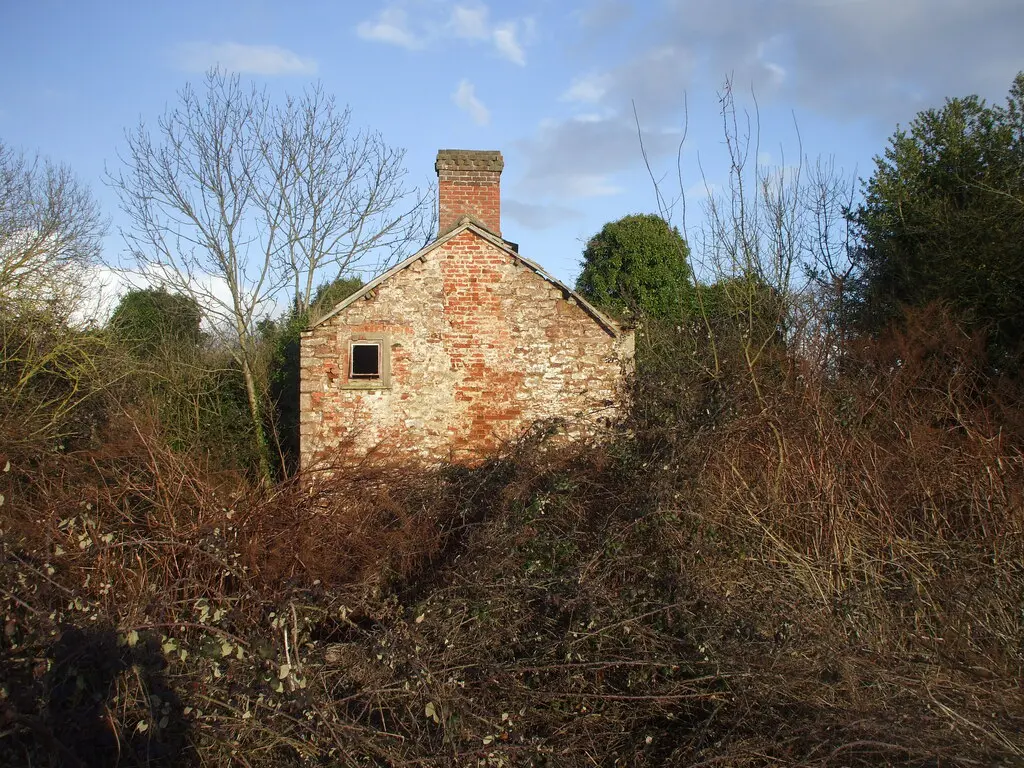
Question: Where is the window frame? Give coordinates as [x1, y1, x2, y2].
[342, 333, 391, 389]
[349, 341, 382, 379]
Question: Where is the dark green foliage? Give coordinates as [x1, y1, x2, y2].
[633, 274, 788, 433]
[851, 72, 1024, 372]
[308, 276, 364, 315]
[191, 360, 262, 471]
[109, 288, 203, 356]
[694, 274, 787, 340]
[106, 288, 259, 471]
[575, 214, 694, 322]
[630, 270, 788, 433]
[265, 277, 363, 476]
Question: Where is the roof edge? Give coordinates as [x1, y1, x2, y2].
[307, 221, 625, 338]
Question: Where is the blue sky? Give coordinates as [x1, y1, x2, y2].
[2, 0, 1022, 293]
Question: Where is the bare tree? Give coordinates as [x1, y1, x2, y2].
[0, 142, 106, 320]
[109, 69, 431, 480]
[0, 143, 112, 449]
[638, 78, 861, 392]
[670, 79, 808, 394]
[801, 157, 859, 372]
[265, 84, 432, 314]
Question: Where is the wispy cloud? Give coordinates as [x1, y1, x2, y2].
[561, 173, 622, 198]
[576, 0, 633, 30]
[561, 73, 611, 103]
[686, 181, 720, 202]
[516, 115, 679, 200]
[356, 3, 533, 65]
[452, 79, 490, 126]
[175, 42, 318, 75]
[492, 21, 526, 66]
[356, 8, 424, 50]
[571, 0, 1023, 123]
[450, 4, 490, 40]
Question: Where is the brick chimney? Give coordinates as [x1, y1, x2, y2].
[435, 149, 504, 237]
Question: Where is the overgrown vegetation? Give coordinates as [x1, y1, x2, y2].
[2, 74, 1023, 766]
[2, 308, 1022, 766]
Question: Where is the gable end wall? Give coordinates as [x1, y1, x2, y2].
[300, 230, 632, 466]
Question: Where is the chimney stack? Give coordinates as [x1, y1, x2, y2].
[435, 149, 503, 236]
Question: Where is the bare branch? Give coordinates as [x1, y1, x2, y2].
[0, 142, 106, 320]
[108, 68, 431, 480]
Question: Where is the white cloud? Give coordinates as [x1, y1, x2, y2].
[516, 115, 681, 200]
[492, 22, 526, 66]
[356, 8, 424, 50]
[358, 3, 532, 65]
[175, 42, 318, 75]
[73, 265, 131, 325]
[452, 79, 491, 126]
[763, 61, 786, 87]
[562, 74, 611, 104]
[562, 173, 622, 198]
[450, 4, 490, 40]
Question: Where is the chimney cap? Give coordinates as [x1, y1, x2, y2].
[435, 149, 504, 173]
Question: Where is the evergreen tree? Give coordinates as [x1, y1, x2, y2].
[109, 288, 203, 356]
[851, 72, 1024, 371]
[575, 214, 694, 322]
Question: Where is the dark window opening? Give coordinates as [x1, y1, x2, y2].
[350, 342, 381, 379]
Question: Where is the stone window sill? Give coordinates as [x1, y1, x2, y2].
[340, 381, 392, 391]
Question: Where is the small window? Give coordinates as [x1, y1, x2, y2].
[350, 342, 381, 379]
[342, 334, 390, 389]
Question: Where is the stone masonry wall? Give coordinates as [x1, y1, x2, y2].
[299, 229, 633, 467]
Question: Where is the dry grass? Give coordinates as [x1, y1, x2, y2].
[2, 307, 1023, 766]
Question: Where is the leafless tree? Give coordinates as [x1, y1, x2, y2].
[109, 69, 432, 480]
[0, 143, 112, 448]
[800, 157, 859, 371]
[264, 84, 433, 314]
[640, 78, 859, 385]
[663, 79, 809, 393]
[0, 142, 106, 320]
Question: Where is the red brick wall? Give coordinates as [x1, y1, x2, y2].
[437, 175, 501, 235]
[299, 229, 633, 467]
[435, 150, 503, 235]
